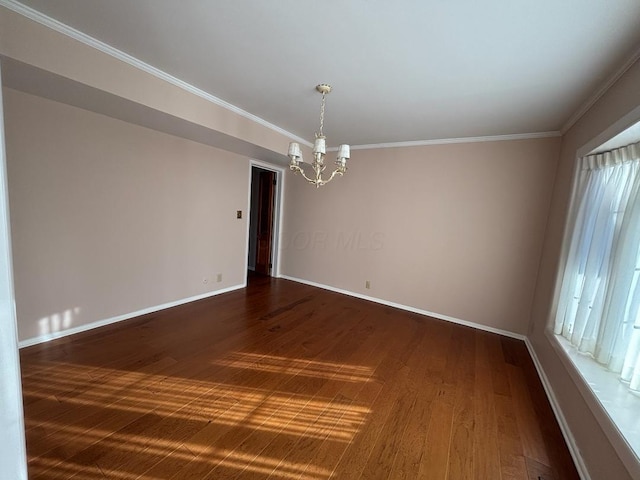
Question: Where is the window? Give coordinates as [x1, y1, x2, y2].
[554, 141, 640, 455]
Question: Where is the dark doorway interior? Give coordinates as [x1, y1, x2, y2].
[248, 166, 276, 276]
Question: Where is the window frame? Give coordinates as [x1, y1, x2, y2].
[547, 104, 640, 477]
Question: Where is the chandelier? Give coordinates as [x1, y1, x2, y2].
[287, 84, 350, 188]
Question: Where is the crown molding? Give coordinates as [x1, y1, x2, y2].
[0, 0, 313, 148]
[350, 131, 561, 150]
[561, 44, 640, 135]
[13, 0, 634, 151]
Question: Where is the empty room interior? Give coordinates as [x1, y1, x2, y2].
[2, 1, 640, 479]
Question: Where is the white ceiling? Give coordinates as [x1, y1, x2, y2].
[8, 0, 640, 147]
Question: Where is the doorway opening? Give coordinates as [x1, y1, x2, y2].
[247, 163, 281, 279]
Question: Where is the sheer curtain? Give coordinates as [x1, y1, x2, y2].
[555, 141, 640, 393]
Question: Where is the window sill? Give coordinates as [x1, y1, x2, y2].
[547, 330, 640, 476]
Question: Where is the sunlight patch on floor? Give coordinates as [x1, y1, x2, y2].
[203, 448, 333, 479]
[213, 351, 375, 383]
[25, 352, 373, 479]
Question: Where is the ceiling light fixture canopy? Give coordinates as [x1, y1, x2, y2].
[287, 84, 350, 188]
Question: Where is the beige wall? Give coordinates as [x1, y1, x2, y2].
[4, 88, 250, 343]
[281, 137, 560, 335]
[529, 59, 640, 480]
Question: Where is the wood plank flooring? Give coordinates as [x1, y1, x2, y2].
[20, 276, 580, 479]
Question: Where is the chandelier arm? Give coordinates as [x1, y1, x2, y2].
[290, 162, 345, 188]
[317, 168, 344, 186]
[290, 164, 317, 185]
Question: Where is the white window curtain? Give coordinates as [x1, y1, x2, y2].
[555, 141, 640, 393]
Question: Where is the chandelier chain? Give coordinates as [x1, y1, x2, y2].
[318, 92, 326, 137]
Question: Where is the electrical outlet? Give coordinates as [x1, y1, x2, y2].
[365, 280, 371, 289]
[216, 273, 222, 283]
[236, 210, 242, 219]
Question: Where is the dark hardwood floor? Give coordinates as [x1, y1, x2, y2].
[20, 276, 579, 479]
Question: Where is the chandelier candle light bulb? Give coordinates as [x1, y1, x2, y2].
[288, 142, 302, 164]
[287, 84, 350, 188]
[313, 137, 326, 155]
[337, 144, 350, 167]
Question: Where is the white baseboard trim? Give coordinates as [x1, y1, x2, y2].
[524, 338, 591, 480]
[18, 283, 246, 349]
[279, 274, 526, 341]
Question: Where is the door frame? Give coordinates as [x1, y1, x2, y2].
[245, 159, 285, 280]
[0, 61, 29, 479]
